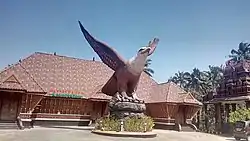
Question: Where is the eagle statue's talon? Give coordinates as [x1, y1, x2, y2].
[131, 92, 142, 103]
[121, 97, 126, 102]
[114, 92, 122, 101]
[120, 92, 132, 102]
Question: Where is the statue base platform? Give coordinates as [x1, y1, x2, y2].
[92, 130, 157, 138]
[109, 98, 146, 119]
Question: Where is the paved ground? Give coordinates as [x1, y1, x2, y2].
[0, 127, 234, 141]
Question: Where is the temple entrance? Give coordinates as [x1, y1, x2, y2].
[0, 92, 21, 121]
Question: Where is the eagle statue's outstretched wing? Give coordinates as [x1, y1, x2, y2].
[78, 21, 126, 71]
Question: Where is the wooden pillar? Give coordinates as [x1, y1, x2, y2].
[215, 103, 222, 133]
[232, 103, 236, 112]
[101, 102, 108, 116]
[246, 101, 250, 109]
[103, 102, 109, 116]
[197, 109, 201, 129]
[183, 106, 187, 124]
[204, 104, 208, 132]
[16, 93, 23, 117]
[225, 104, 230, 122]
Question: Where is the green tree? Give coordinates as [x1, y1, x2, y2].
[204, 65, 224, 91]
[229, 42, 250, 62]
[168, 66, 223, 101]
[184, 68, 207, 99]
[229, 108, 250, 123]
[168, 71, 189, 89]
[144, 59, 154, 77]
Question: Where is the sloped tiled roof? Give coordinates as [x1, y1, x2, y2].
[18, 52, 113, 98]
[148, 82, 202, 105]
[0, 52, 201, 105]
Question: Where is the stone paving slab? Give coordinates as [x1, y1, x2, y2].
[0, 127, 232, 141]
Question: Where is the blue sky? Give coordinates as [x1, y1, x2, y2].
[1, 0, 250, 83]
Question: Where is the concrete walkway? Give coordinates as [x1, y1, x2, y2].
[0, 127, 233, 141]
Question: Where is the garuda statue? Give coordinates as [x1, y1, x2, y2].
[78, 21, 159, 103]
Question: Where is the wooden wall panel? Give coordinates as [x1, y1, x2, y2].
[146, 103, 179, 119]
[20, 94, 27, 113]
[30, 95, 44, 113]
[185, 106, 200, 119]
[36, 97, 98, 116]
[175, 105, 185, 124]
[165, 104, 179, 118]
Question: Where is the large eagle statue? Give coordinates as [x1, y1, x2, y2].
[78, 21, 159, 102]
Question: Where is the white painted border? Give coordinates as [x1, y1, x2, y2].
[31, 118, 91, 121]
[21, 119, 32, 122]
[33, 113, 90, 116]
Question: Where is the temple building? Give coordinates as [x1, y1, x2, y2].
[147, 82, 202, 131]
[205, 59, 250, 133]
[0, 52, 201, 130]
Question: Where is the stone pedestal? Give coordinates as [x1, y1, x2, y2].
[109, 98, 146, 119]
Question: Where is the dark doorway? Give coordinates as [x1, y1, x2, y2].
[0, 92, 21, 121]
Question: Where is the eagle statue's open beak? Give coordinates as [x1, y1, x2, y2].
[143, 47, 151, 54]
[148, 38, 159, 56]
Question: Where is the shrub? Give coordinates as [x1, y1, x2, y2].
[229, 108, 250, 123]
[95, 116, 120, 131]
[124, 116, 154, 132]
[95, 115, 154, 132]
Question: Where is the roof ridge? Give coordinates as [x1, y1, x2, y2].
[186, 92, 198, 101]
[165, 82, 171, 101]
[0, 63, 20, 78]
[158, 81, 175, 86]
[182, 93, 189, 102]
[158, 82, 169, 85]
[34, 52, 103, 64]
[183, 92, 202, 105]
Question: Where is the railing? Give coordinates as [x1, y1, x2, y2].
[153, 117, 176, 125]
[18, 113, 93, 127]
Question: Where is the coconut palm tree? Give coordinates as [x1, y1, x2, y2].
[168, 71, 189, 89]
[204, 65, 224, 91]
[229, 42, 250, 62]
[184, 68, 208, 99]
[168, 66, 224, 100]
[144, 59, 154, 77]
